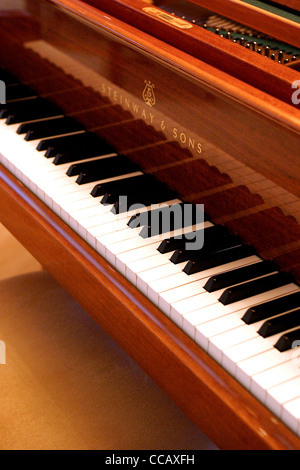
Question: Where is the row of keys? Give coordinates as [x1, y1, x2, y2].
[0, 67, 300, 435]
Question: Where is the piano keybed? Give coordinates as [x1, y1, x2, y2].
[0, 1, 300, 448]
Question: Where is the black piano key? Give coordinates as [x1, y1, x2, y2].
[43, 133, 111, 159]
[204, 260, 277, 293]
[75, 155, 140, 184]
[37, 132, 89, 152]
[0, 97, 59, 120]
[138, 204, 208, 238]
[101, 175, 163, 204]
[6, 84, 37, 102]
[219, 272, 293, 305]
[242, 291, 300, 324]
[128, 203, 209, 228]
[128, 203, 183, 228]
[53, 140, 116, 165]
[0, 70, 20, 86]
[170, 234, 242, 264]
[157, 225, 228, 254]
[66, 158, 113, 177]
[112, 188, 177, 215]
[3, 99, 63, 124]
[17, 116, 84, 141]
[91, 174, 149, 198]
[258, 308, 300, 338]
[183, 245, 256, 275]
[275, 328, 300, 352]
[0, 97, 38, 119]
[67, 154, 134, 177]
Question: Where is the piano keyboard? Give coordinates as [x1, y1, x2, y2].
[1, 69, 300, 438]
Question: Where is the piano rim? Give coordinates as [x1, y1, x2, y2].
[0, 164, 300, 450]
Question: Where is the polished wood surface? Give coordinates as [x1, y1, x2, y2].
[1, 164, 300, 450]
[274, 0, 300, 12]
[10, 0, 300, 282]
[86, 0, 300, 104]
[0, 0, 300, 448]
[189, 0, 300, 47]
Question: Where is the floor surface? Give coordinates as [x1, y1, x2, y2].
[0, 223, 218, 450]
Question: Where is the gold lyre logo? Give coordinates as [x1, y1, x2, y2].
[143, 80, 156, 107]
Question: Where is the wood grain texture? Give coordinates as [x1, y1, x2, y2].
[189, 0, 300, 47]
[1, 164, 300, 450]
[273, 0, 300, 12]
[12, 0, 299, 282]
[85, 0, 300, 104]
[4, 3, 299, 198]
[0, 1, 300, 448]
[0, 224, 42, 280]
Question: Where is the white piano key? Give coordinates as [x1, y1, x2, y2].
[208, 324, 259, 363]
[171, 290, 223, 323]
[266, 376, 300, 417]
[236, 348, 295, 389]
[223, 336, 271, 373]
[159, 281, 208, 316]
[147, 256, 261, 304]
[185, 284, 299, 345]
[73, 198, 182, 232]
[282, 396, 300, 435]
[136, 261, 189, 297]
[251, 359, 300, 405]
[102, 222, 210, 271]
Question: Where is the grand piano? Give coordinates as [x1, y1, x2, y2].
[0, 0, 300, 449]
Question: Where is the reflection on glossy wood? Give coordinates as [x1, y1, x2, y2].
[1, 164, 300, 450]
[0, 0, 300, 448]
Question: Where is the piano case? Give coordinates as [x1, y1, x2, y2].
[0, 0, 300, 449]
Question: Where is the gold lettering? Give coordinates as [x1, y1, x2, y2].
[189, 137, 195, 149]
[180, 132, 187, 144]
[99, 81, 204, 157]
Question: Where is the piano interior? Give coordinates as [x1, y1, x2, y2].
[0, 0, 300, 449]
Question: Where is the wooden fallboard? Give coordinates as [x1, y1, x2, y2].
[0, 0, 299, 448]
